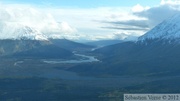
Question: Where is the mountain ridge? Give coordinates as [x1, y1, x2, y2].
[0, 39, 75, 59]
[139, 13, 180, 42]
[68, 13, 180, 76]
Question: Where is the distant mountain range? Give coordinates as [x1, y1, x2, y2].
[69, 13, 180, 76]
[0, 39, 73, 59]
[0, 38, 97, 59]
[2, 13, 180, 77]
[0, 21, 129, 59]
[50, 39, 94, 52]
[85, 40, 123, 47]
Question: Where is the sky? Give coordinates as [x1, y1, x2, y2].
[1, 0, 160, 8]
[0, 0, 180, 41]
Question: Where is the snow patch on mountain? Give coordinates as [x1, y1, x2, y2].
[0, 22, 48, 40]
[139, 13, 180, 41]
[16, 26, 48, 40]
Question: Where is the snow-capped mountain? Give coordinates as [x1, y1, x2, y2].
[16, 26, 48, 40]
[89, 13, 180, 76]
[139, 14, 180, 41]
[0, 22, 48, 41]
[0, 23, 74, 58]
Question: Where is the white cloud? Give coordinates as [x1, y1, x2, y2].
[98, 1, 180, 41]
[0, 3, 134, 41]
[0, 3, 77, 40]
[112, 32, 139, 41]
[134, 1, 180, 29]
[161, 0, 180, 5]
[132, 4, 150, 13]
[42, 7, 143, 41]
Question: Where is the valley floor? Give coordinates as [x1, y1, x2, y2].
[0, 58, 180, 101]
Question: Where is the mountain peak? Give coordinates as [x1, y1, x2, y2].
[0, 22, 49, 41]
[16, 26, 48, 41]
[139, 13, 180, 41]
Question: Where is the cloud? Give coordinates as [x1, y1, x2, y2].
[98, 10, 149, 38]
[0, 3, 152, 41]
[0, 4, 133, 41]
[103, 19, 149, 29]
[130, 0, 180, 30]
[132, 4, 150, 13]
[1, 0, 180, 41]
[111, 32, 139, 41]
[101, 26, 149, 31]
[49, 1, 180, 41]
[45, 7, 142, 41]
[161, 0, 180, 5]
[0, 3, 77, 39]
[100, 0, 180, 39]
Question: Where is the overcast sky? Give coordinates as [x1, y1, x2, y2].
[0, 0, 180, 41]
